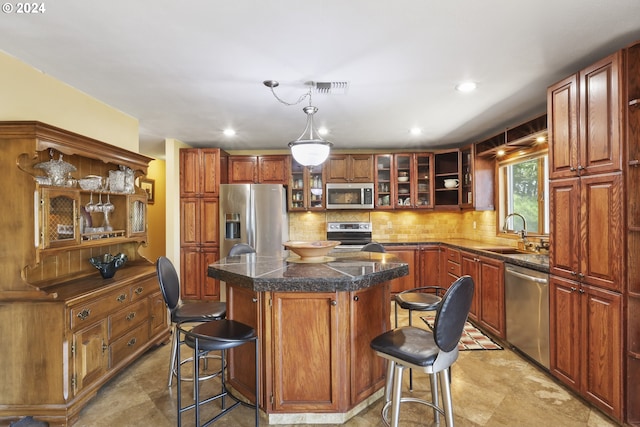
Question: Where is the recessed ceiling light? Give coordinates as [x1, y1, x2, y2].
[455, 81, 477, 93]
[496, 149, 506, 156]
[223, 128, 236, 137]
[536, 136, 546, 143]
[410, 127, 422, 135]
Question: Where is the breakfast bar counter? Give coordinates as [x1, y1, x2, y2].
[207, 250, 409, 424]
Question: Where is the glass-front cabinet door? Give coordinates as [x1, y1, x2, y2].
[460, 147, 473, 207]
[414, 153, 433, 208]
[128, 195, 147, 237]
[394, 154, 412, 208]
[39, 187, 81, 248]
[289, 160, 325, 211]
[374, 154, 393, 209]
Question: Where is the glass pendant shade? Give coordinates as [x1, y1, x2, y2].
[288, 105, 332, 167]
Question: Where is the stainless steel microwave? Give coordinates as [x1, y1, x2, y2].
[326, 183, 374, 209]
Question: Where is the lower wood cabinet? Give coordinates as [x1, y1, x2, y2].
[460, 251, 505, 338]
[418, 245, 442, 287]
[180, 247, 221, 300]
[384, 245, 418, 293]
[0, 266, 170, 426]
[550, 275, 623, 419]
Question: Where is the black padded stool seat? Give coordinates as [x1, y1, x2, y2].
[172, 301, 227, 323]
[177, 319, 259, 427]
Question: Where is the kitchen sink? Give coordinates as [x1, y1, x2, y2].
[480, 247, 528, 254]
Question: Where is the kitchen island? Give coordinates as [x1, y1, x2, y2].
[207, 250, 409, 424]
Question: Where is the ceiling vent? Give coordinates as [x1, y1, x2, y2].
[308, 81, 350, 95]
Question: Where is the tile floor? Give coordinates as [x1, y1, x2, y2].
[71, 307, 621, 427]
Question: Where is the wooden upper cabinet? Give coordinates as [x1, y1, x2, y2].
[180, 148, 226, 197]
[228, 155, 289, 184]
[228, 156, 258, 183]
[548, 74, 579, 179]
[325, 154, 374, 183]
[579, 53, 622, 175]
[549, 52, 622, 179]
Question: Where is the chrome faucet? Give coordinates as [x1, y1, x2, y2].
[503, 213, 527, 241]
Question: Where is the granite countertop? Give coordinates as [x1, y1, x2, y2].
[376, 238, 550, 273]
[207, 251, 409, 292]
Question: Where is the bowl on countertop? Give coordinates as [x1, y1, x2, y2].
[89, 253, 128, 279]
[283, 240, 341, 261]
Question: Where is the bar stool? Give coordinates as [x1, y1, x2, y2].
[371, 275, 474, 427]
[394, 285, 447, 390]
[156, 256, 227, 387]
[177, 319, 260, 427]
[228, 243, 256, 256]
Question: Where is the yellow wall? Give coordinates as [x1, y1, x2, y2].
[0, 51, 139, 152]
[1, 51, 170, 264]
[139, 159, 166, 262]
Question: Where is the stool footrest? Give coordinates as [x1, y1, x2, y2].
[381, 397, 444, 427]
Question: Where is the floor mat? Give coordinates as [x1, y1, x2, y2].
[420, 316, 503, 351]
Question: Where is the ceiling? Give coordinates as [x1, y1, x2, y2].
[2, 1, 640, 160]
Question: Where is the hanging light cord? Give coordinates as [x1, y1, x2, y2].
[265, 81, 313, 107]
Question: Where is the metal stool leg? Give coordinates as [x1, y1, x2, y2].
[168, 324, 179, 387]
[407, 309, 414, 391]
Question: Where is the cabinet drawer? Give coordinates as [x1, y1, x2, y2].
[70, 288, 130, 330]
[109, 322, 150, 368]
[129, 277, 158, 303]
[446, 248, 461, 263]
[109, 298, 149, 340]
[447, 259, 461, 277]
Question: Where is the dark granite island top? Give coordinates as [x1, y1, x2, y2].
[207, 250, 409, 292]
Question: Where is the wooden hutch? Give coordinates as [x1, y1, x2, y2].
[0, 122, 169, 426]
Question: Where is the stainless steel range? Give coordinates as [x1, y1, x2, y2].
[326, 222, 372, 250]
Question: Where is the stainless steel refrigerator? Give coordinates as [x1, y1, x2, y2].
[219, 184, 289, 257]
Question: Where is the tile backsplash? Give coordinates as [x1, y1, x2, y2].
[288, 210, 513, 246]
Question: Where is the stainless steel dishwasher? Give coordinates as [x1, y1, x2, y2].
[505, 264, 550, 369]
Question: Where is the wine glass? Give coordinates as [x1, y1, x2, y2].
[85, 193, 95, 213]
[95, 193, 103, 213]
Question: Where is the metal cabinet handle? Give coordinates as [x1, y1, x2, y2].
[353, 296, 359, 301]
[252, 298, 258, 303]
[331, 300, 337, 306]
[77, 309, 91, 320]
[134, 287, 144, 295]
[570, 287, 578, 292]
[126, 312, 136, 321]
[127, 337, 137, 347]
[116, 294, 126, 302]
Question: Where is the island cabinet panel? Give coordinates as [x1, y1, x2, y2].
[226, 284, 260, 405]
[349, 283, 389, 405]
[270, 291, 343, 412]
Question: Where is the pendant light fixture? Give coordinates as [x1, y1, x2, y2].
[264, 80, 333, 167]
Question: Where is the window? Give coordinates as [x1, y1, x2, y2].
[497, 151, 549, 236]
